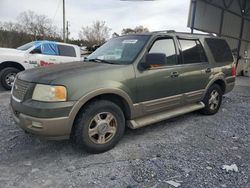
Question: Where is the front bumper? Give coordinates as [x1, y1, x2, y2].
[10, 97, 76, 140]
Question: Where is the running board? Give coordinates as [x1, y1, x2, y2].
[127, 102, 205, 129]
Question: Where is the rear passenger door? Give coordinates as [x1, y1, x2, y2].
[177, 37, 211, 103]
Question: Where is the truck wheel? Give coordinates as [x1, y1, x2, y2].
[0, 67, 20, 90]
[73, 100, 125, 153]
[200, 84, 223, 115]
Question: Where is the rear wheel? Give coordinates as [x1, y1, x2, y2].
[73, 100, 125, 153]
[201, 84, 223, 115]
[0, 67, 20, 90]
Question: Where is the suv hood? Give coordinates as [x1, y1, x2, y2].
[0, 47, 25, 55]
[17, 61, 118, 83]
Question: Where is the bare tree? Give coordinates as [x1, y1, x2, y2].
[17, 11, 59, 40]
[0, 11, 61, 48]
[79, 21, 111, 46]
[1, 21, 19, 31]
[122, 25, 149, 35]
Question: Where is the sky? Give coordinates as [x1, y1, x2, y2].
[0, 0, 191, 39]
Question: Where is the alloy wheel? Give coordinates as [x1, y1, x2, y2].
[88, 112, 117, 144]
[209, 90, 220, 110]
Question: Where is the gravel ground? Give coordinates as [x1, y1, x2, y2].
[0, 77, 249, 188]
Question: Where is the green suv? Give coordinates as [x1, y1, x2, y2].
[10, 31, 236, 153]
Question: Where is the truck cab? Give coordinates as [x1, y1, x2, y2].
[0, 40, 81, 90]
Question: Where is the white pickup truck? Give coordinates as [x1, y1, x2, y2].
[0, 41, 81, 90]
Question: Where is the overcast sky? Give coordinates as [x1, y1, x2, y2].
[0, 0, 191, 39]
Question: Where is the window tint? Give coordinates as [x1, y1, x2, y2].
[205, 38, 233, 62]
[149, 38, 177, 65]
[58, 45, 76, 57]
[179, 39, 207, 64]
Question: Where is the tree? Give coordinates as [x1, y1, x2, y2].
[0, 11, 60, 48]
[122, 25, 149, 35]
[79, 21, 111, 47]
[1, 21, 19, 31]
[17, 11, 59, 40]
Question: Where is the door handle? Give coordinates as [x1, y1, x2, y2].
[49, 58, 56, 61]
[205, 68, 211, 73]
[170, 71, 179, 78]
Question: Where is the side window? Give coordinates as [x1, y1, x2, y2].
[179, 39, 207, 64]
[149, 38, 177, 65]
[31, 45, 42, 54]
[58, 45, 76, 57]
[205, 38, 233, 62]
[41, 43, 59, 56]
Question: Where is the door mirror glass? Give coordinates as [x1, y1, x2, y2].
[143, 53, 167, 69]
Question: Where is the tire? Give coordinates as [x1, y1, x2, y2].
[200, 84, 223, 115]
[73, 100, 125, 153]
[0, 67, 20, 90]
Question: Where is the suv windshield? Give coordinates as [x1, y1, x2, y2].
[87, 35, 150, 64]
[17, 42, 35, 51]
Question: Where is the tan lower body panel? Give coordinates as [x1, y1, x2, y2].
[127, 102, 205, 129]
[11, 106, 71, 140]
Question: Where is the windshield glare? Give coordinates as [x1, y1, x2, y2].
[17, 42, 35, 51]
[87, 35, 150, 64]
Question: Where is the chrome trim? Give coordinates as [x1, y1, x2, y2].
[148, 62, 209, 70]
[10, 78, 16, 95]
[12, 95, 21, 103]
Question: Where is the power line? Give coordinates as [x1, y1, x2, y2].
[63, 0, 66, 42]
[52, 0, 61, 23]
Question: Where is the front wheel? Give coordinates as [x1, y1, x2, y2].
[73, 100, 125, 153]
[0, 67, 20, 90]
[200, 84, 223, 115]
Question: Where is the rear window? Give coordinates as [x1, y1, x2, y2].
[205, 38, 233, 63]
[58, 45, 76, 57]
[179, 39, 207, 64]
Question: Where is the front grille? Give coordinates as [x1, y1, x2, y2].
[12, 79, 30, 101]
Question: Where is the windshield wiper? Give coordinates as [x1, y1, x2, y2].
[87, 58, 115, 64]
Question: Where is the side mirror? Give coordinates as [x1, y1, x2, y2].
[143, 53, 167, 69]
[30, 48, 42, 54]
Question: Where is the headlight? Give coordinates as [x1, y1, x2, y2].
[32, 84, 67, 102]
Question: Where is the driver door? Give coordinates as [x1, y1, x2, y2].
[135, 37, 183, 114]
[27, 43, 59, 67]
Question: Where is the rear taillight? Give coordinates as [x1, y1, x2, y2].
[232, 63, 237, 76]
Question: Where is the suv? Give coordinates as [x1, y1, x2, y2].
[0, 40, 81, 90]
[10, 31, 236, 153]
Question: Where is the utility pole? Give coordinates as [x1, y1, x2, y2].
[66, 21, 69, 42]
[63, 0, 66, 42]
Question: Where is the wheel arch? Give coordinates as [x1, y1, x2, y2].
[68, 89, 135, 136]
[213, 79, 226, 94]
[0, 61, 25, 72]
[203, 77, 227, 100]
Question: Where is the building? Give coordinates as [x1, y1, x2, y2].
[188, 0, 250, 75]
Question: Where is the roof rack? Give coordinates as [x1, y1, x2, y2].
[151, 30, 216, 37]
